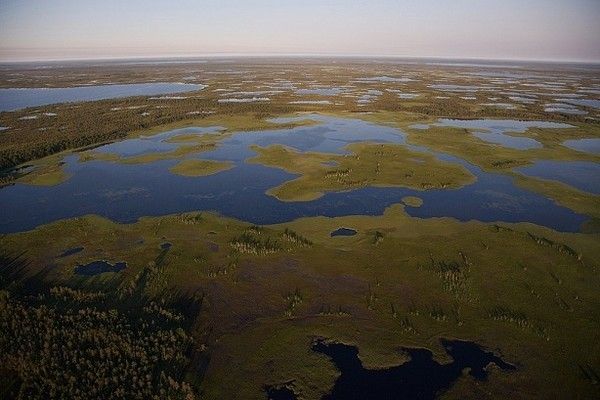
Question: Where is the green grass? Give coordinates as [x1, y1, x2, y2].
[169, 159, 234, 177]
[13, 155, 71, 186]
[248, 142, 475, 201]
[402, 196, 423, 207]
[18, 164, 69, 186]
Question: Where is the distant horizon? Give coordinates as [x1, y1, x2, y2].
[1, 52, 600, 65]
[1, 1, 599, 64]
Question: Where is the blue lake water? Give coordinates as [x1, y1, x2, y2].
[434, 119, 573, 150]
[517, 161, 600, 194]
[0, 115, 591, 233]
[0, 82, 205, 111]
[563, 138, 600, 155]
[95, 126, 225, 157]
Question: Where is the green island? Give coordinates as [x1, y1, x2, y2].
[248, 143, 475, 201]
[169, 159, 234, 177]
[401, 196, 423, 207]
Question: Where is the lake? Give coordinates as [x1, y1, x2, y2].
[563, 138, 600, 155]
[0, 82, 206, 111]
[310, 338, 515, 400]
[433, 119, 573, 150]
[0, 115, 591, 233]
[517, 160, 600, 194]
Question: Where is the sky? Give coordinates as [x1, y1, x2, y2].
[1, 0, 599, 62]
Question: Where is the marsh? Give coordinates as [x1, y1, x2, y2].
[0, 56, 598, 400]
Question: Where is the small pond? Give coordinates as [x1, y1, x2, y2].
[74, 260, 127, 276]
[330, 228, 357, 237]
[295, 88, 345, 96]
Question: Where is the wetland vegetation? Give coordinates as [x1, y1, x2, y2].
[248, 141, 475, 201]
[0, 58, 599, 399]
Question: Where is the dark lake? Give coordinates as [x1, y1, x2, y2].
[74, 260, 126, 276]
[0, 82, 205, 111]
[0, 115, 592, 233]
[330, 228, 357, 237]
[265, 384, 297, 400]
[311, 338, 515, 400]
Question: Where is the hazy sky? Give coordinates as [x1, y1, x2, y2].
[1, 0, 599, 62]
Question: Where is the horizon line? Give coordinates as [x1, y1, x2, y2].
[1, 52, 600, 65]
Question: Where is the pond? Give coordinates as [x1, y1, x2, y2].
[330, 228, 357, 237]
[0, 115, 591, 233]
[295, 87, 345, 96]
[309, 338, 515, 400]
[74, 260, 127, 276]
[0, 82, 205, 111]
